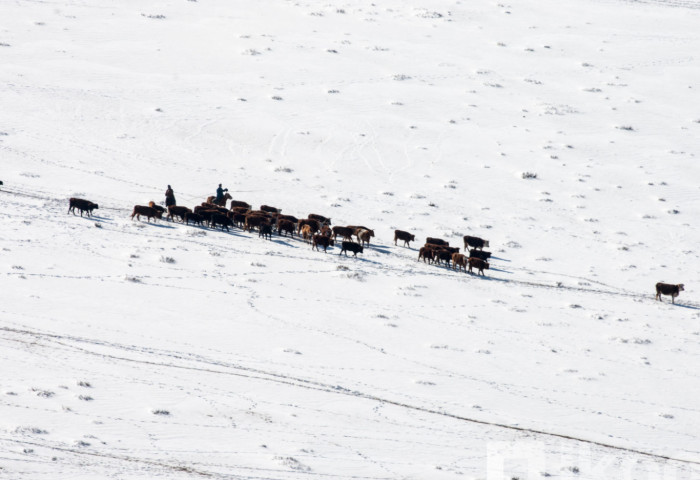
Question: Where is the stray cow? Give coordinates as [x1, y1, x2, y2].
[68, 198, 99, 217]
[655, 283, 684, 304]
[394, 230, 415, 247]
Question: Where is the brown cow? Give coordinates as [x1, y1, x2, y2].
[452, 253, 467, 273]
[68, 198, 99, 217]
[308, 213, 331, 225]
[229, 200, 251, 210]
[298, 218, 321, 234]
[655, 283, 684, 303]
[167, 205, 191, 222]
[277, 219, 296, 237]
[348, 226, 374, 243]
[418, 246, 434, 264]
[357, 229, 373, 247]
[426, 237, 449, 247]
[464, 235, 490, 251]
[260, 205, 281, 214]
[468, 257, 489, 275]
[245, 214, 269, 232]
[131, 205, 162, 222]
[394, 230, 415, 247]
[301, 224, 316, 243]
[277, 214, 299, 224]
[312, 234, 334, 252]
[332, 226, 355, 241]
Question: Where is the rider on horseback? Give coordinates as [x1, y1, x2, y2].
[215, 184, 228, 203]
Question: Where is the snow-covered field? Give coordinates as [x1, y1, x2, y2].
[2, 0, 700, 478]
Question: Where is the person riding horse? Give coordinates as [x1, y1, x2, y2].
[215, 184, 228, 203]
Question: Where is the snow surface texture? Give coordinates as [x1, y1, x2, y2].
[1, 0, 700, 478]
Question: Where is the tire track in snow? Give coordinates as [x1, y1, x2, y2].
[2, 325, 699, 469]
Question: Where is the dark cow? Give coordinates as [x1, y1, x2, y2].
[184, 212, 205, 226]
[340, 241, 364, 257]
[167, 205, 191, 222]
[434, 249, 453, 268]
[308, 213, 331, 225]
[469, 249, 492, 261]
[68, 198, 99, 217]
[394, 230, 415, 247]
[148, 201, 166, 216]
[229, 200, 251, 210]
[211, 213, 233, 232]
[259, 223, 273, 240]
[277, 214, 299, 224]
[260, 205, 280, 214]
[655, 283, 684, 303]
[426, 237, 449, 247]
[418, 246, 434, 264]
[312, 234, 334, 252]
[131, 205, 162, 222]
[231, 212, 247, 228]
[332, 226, 355, 241]
[468, 257, 489, 276]
[245, 214, 269, 232]
[277, 219, 296, 237]
[452, 253, 468, 273]
[298, 218, 321, 234]
[197, 209, 220, 226]
[464, 235, 490, 251]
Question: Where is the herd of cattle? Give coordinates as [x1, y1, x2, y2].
[66, 196, 686, 301]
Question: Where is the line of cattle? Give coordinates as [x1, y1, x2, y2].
[66, 196, 686, 300]
[67, 196, 493, 275]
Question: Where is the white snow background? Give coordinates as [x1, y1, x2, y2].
[1, 0, 700, 478]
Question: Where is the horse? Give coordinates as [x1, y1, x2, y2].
[206, 192, 232, 207]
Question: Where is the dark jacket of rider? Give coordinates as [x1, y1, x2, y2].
[215, 184, 228, 202]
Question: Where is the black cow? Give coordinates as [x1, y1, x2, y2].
[211, 213, 233, 232]
[469, 249, 492, 261]
[340, 241, 363, 257]
[184, 212, 204, 226]
[68, 198, 99, 217]
[259, 223, 273, 240]
[655, 283, 684, 303]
